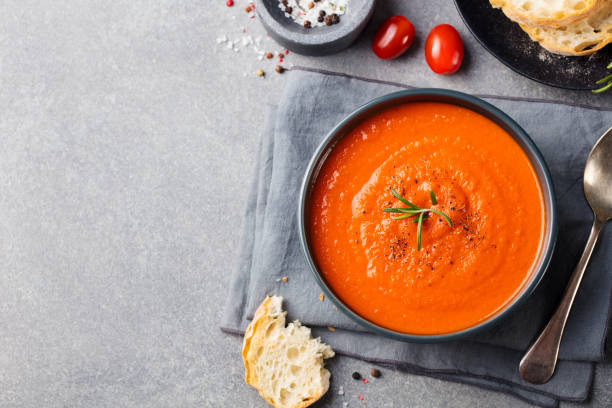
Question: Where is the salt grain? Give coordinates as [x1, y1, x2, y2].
[338, 386, 344, 395]
[278, 0, 348, 27]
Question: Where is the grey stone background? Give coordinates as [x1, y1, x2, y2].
[0, 0, 610, 407]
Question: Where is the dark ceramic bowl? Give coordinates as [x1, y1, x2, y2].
[298, 89, 558, 342]
[254, 0, 376, 55]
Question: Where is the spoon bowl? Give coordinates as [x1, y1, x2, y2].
[585, 127, 612, 221]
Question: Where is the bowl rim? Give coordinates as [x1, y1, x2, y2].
[297, 88, 558, 343]
[254, 0, 376, 45]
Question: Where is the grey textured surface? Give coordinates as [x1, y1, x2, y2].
[0, 1, 610, 408]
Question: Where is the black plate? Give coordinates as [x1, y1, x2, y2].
[454, 0, 612, 90]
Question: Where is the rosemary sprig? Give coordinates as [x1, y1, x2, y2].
[383, 188, 452, 251]
[593, 62, 612, 94]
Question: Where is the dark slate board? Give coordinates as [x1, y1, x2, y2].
[454, 0, 612, 90]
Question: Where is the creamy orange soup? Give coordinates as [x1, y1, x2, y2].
[308, 102, 545, 335]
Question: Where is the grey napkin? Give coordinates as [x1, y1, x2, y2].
[222, 68, 612, 407]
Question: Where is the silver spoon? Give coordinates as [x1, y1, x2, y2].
[519, 126, 612, 385]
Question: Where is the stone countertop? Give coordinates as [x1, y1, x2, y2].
[0, 0, 610, 407]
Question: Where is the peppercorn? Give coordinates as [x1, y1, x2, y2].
[324, 15, 333, 25]
[304, 20, 311, 28]
[266, 52, 273, 59]
[285, 6, 292, 13]
[317, 16, 324, 22]
[332, 13, 340, 24]
[352, 372, 362, 380]
[245, 5, 251, 12]
[277, 52, 284, 58]
[319, 10, 326, 17]
[275, 65, 285, 74]
[281, 0, 288, 5]
[370, 368, 382, 378]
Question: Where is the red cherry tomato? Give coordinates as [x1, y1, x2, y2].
[372, 16, 415, 60]
[424, 24, 464, 74]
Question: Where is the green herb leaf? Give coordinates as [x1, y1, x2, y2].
[593, 81, 612, 94]
[392, 214, 414, 220]
[429, 209, 453, 227]
[390, 189, 419, 209]
[412, 213, 429, 223]
[593, 62, 612, 94]
[416, 212, 424, 251]
[430, 190, 437, 205]
[383, 208, 420, 214]
[596, 74, 612, 84]
[382, 186, 452, 250]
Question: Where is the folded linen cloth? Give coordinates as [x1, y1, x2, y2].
[221, 67, 612, 407]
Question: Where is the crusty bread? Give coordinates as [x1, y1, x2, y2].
[490, 0, 602, 27]
[520, 1, 612, 55]
[242, 296, 335, 408]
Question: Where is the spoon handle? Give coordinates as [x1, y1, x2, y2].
[519, 217, 605, 384]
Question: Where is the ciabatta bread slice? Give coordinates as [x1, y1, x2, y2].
[242, 296, 335, 408]
[520, 1, 612, 55]
[490, 0, 602, 27]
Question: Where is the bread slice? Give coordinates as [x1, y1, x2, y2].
[520, 1, 612, 55]
[490, 0, 602, 27]
[242, 296, 335, 408]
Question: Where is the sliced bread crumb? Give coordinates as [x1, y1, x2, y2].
[242, 296, 335, 408]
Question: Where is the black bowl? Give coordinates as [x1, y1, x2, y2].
[254, 0, 376, 55]
[298, 89, 558, 342]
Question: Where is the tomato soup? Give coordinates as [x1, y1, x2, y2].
[307, 102, 545, 335]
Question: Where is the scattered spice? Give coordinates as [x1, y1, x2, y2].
[382, 188, 452, 251]
[319, 293, 325, 301]
[352, 371, 362, 380]
[282, 276, 288, 282]
[216, 5, 294, 75]
[256, 69, 265, 77]
[279, 0, 347, 27]
[358, 394, 364, 401]
[327, 326, 335, 332]
[370, 368, 381, 378]
[362, 378, 368, 383]
[245, 5, 252, 12]
[284, 49, 289, 54]
[304, 20, 312, 28]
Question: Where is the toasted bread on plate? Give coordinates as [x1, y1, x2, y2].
[520, 1, 612, 55]
[490, 0, 602, 27]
